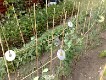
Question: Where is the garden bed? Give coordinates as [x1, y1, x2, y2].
[0, 0, 106, 80]
[0, 0, 76, 56]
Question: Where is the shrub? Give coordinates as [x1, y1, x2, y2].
[0, 0, 75, 48]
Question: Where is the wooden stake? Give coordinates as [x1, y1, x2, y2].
[12, 4, 25, 45]
[33, 3, 39, 76]
[0, 34, 11, 80]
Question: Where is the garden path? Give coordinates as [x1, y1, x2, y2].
[70, 31, 106, 80]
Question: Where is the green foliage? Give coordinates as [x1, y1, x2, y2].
[7, 25, 65, 70]
[63, 27, 84, 75]
[0, 58, 6, 80]
[6, 0, 25, 10]
[99, 50, 106, 57]
[1, 0, 74, 44]
[104, 70, 106, 76]
[33, 68, 55, 80]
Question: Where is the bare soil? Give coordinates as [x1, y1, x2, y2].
[71, 31, 106, 80]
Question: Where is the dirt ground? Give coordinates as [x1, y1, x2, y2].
[71, 31, 106, 80]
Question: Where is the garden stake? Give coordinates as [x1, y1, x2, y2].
[61, 11, 67, 48]
[76, 2, 82, 35]
[87, 1, 90, 11]
[75, 2, 80, 34]
[50, 8, 55, 74]
[63, 0, 66, 16]
[46, 0, 48, 14]
[71, 2, 76, 17]
[60, 11, 67, 79]
[86, 8, 92, 48]
[82, 1, 91, 51]
[50, 33, 53, 74]
[50, 39, 53, 74]
[1, 27, 17, 79]
[0, 34, 11, 80]
[53, 8, 55, 29]
[60, 11, 67, 49]
[33, 3, 39, 77]
[60, 11, 67, 67]
[85, 34, 88, 52]
[28, 0, 31, 15]
[1, 27, 9, 49]
[45, 0, 50, 47]
[88, 8, 93, 46]
[83, 17, 87, 35]
[12, 4, 25, 45]
[47, 21, 49, 47]
[61, 0, 66, 25]
[81, 1, 90, 35]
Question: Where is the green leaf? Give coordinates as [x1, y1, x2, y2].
[99, 50, 106, 57]
[33, 76, 39, 80]
[42, 68, 49, 73]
